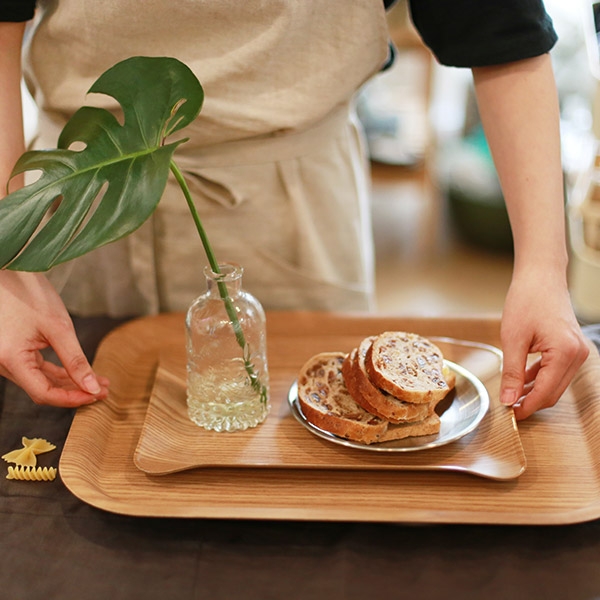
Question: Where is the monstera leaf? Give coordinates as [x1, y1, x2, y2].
[0, 55, 267, 405]
[0, 56, 203, 271]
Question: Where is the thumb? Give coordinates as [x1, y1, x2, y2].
[46, 321, 101, 395]
[499, 339, 527, 407]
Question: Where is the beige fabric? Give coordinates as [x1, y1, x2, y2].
[23, 0, 390, 316]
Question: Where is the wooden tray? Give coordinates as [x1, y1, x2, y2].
[59, 312, 600, 524]
[133, 338, 524, 479]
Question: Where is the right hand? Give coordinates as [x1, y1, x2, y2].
[0, 270, 109, 407]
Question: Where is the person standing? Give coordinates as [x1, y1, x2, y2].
[0, 1, 589, 418]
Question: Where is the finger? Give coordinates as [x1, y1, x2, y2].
[513, 356, 581, 421]
[524, 359, 541, 384]
[499, 339, 528, 407]
[514, 380, 535, 400]
[44, 318, 102, 395]
[514, 371, 574, 420]
[6, 355, 101, 408]
[40, 361, 110, 400]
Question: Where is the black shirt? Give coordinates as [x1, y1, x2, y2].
[408, 0, 557, 66]
[1, 0, 35, 21]
[1, 0, 557, 68]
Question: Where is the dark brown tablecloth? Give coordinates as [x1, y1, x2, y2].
[1, 317, 600, 600]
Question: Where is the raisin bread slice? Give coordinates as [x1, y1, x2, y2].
[365, 331, 450, 404]
[297, 352, 387, 444]
[341, 348, 395, 422]
[297, 351, 442, 445]
[344, 338, 434, 422]
[381, 412, 440, 442]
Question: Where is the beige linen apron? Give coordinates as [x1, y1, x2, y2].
[23, 0, 390, 316]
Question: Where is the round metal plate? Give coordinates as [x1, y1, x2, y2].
[288, 360, 490, 452]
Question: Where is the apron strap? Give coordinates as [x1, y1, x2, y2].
[175, 103, 351, 169]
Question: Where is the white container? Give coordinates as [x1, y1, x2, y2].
[568, 165, 600, 323]
[581, 198, 600, 251]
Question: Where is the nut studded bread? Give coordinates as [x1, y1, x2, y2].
[342, 338, 434, 423]
[341, 348, 395, 422]
[380, 412, 440, 442]
[297, 351, 441, 445]
[297, 352, 388, 445]
[443, 363, 456, 391]
[365, 331, 450, 404]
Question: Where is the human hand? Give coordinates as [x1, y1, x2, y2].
[0, 270, 109, 407]
[499, 271, 589, 420]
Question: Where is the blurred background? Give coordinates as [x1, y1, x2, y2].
[20, 1, 600, 322]
[364, 0, 600, 323]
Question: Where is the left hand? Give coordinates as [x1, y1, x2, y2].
[0, 270, 110, 407]
[499, 270, 589, 420]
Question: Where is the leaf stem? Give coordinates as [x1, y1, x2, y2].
[169, 160, 219, 274]
[169, 160, 267, 404]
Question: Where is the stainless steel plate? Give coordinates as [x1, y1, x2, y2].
[288, 360, 490, 452]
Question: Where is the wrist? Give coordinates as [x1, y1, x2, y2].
[512, 252, 568, 278]
[511, 228, 569, 278]
[509, 261, 570, 299]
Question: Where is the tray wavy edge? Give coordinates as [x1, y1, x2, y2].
[58, 312, 600, 525]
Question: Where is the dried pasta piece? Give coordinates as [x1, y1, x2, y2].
[2, 437, 56, 467]
[6, 466, 57, 481]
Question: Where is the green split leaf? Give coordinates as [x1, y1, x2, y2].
[0, 55, 268, 407]
[0, 56, 203, 271]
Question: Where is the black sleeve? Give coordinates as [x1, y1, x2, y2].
[0, 1, 37, 22]
[407, 0, 557, 67]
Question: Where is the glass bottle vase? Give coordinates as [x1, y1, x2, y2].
[185, 263, 270, 431]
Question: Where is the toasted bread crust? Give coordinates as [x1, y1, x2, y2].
[443, 364, 456, 390]
[341, 349, 397, 422]
[365, 332, 450, 404]
[297, 352, 387, 444]
[380, 412, 441, 442]
[347, 337, 434, 422]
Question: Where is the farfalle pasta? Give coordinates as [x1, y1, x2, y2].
[3, 437, 57, 482]
[2, 437, 56, 468]
[6, 466, 57, 481]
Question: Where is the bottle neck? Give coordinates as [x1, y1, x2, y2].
[205, 263, 243, 297]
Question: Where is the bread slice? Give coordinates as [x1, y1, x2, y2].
[297, 351, 442, 445]
[365, 331, 450, 404]
[341, 348, 395, 422]
[343, 338, 434, 423]
[443, 363, 456, 391]
[380, 412, 440, 442]
[297, 352, 387, 444]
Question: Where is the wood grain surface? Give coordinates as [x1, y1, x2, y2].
[133, 337, 523, 479]
[59, 312, 600, 524]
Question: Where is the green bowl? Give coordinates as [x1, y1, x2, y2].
[447, 186, 513, 254]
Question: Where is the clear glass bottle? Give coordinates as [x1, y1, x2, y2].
[185, 263, 270, 432]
